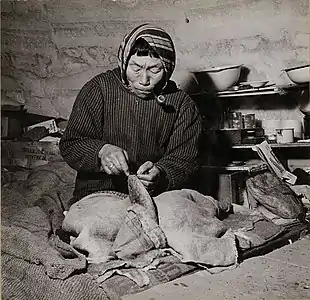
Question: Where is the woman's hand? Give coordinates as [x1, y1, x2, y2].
[98, 144, 130, 176]
[137, 161, 161, 191]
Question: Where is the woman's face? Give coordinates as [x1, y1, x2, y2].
[126, 54, 165, 99]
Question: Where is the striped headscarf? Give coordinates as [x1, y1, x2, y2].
[117, 24, 176, 89]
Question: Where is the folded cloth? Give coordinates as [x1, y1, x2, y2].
[113, 176, 166, 260]
[112, 205, 166, 259]
[246, 171, 306, 219]
[1, 162, 112, 300]
[97, 268, 151, 287]
[89, 249, 172, 287]
[2, 206, 86, 280]
[2, 161, 76, 236]
[256, 205, 301, 226]
[98, 255, 196, 297]
[2, 253, 111, 300]
[223, 204, 285, 250]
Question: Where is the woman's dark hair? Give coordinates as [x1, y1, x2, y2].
[125, 37, 165, 90]
[128, 38, 160, 58]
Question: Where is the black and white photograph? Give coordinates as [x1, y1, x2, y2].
[1, 0, 310, 299]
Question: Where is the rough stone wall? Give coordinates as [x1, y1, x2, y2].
[1, 0, 309, 120]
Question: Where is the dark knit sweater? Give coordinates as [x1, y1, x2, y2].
[59, 68, 202, 200]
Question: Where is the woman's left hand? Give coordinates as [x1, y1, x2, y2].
[137, 161, 160, 191]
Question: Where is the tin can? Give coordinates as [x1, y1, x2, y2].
[243, 114, 256, 129]
[229, 112, 242, 129]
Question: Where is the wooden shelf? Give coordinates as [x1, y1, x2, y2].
[232, 142, 310, 149]
[202, 161, 268, 174]
[217, 85, 284, 98]
[190, 83, 309, 98]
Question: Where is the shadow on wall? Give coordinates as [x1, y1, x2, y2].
[190, 129, 234, 198]
[239, 66, 250, 83]
[191, 93, 234, 167]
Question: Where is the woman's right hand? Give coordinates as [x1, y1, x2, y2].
[98, 144, 130, 176]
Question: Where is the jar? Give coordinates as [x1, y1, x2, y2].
[243, 114, 256, 129]
[229, 112, 242, 129]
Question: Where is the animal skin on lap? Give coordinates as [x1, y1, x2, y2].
[153, 189, 236, 266]
[62, 176, 238, 269]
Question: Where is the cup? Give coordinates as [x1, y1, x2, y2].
[275, 128, 294, 143]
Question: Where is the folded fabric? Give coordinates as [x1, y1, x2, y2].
[113, 205, 166, 259]
[113, 176, 166, 259]
[246, 171, 306, 219]
[256, 205, 300, 226]
[2, 207, 86, 280]
[2, 253, 110, 300]
[223, 204, 285, 249]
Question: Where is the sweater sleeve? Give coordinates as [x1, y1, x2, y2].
[59, 80, 106, 172]
[155, 97, 202, 190]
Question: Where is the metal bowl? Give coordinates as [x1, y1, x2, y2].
[239, 80, 269, 88]
[193, 65, 242, 92]
[284, 64, 310, 84]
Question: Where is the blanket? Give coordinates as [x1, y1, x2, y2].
[1, 162, 113, 300]
[1, 161, 286, 299]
